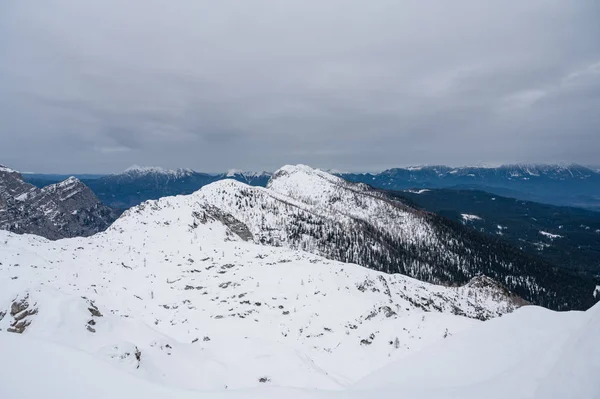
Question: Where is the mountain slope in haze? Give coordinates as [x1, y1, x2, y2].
[339, 164, 600, 210]
[80, 166, 272, 208]
[22, 173, 107, 188]
[82, 166, 217, 209]
[398, 188, 600, 276]
[0, 165, 118, 239]
[184, 165, 597, 311]
[0, 198, 521, 390]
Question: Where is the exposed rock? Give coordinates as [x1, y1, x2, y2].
[88, 302, 103, 317]
[7, 295, 37, 334]
[0, 165, 118, 239]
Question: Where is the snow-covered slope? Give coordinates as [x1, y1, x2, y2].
[224, 169, 272, 185]
[0, 204, 516, 390]
[355, 302, 600, 399]
[1, 302, 598, 399]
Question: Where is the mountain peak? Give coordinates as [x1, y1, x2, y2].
[0, 171, 117, 239]
[42, 176, 84, 194]
[225, 169, 271, 178]
[268, 164, 356, 195]
[0, 164, 19, 174]
[121, 165, 194, 178]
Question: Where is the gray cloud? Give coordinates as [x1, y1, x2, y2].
[0, 0, 599, 173]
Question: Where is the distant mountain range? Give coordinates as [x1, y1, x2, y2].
[339, 164, 600, 211]
[23, 164, 600, 211]
[24, 166, 272, 209]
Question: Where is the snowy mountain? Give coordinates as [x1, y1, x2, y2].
[339, 164, 600, 210]
[354, 301, 600, 399]
[0, 195, 521, 389]
[182, 165, 595, 310]
[0, 188, 597, 397]
[122, 165, 197, 179]
[83, 166, 217, 209]
[222, 169, 273, 186]
[0, 165, 118, 239]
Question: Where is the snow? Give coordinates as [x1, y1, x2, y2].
[355, 303, 600, 399]
[1, 304, 598, 399]
[57, 176, 80, 186]
[405, 189, 431, 194]
[15, 193, 28, 201]
[539, 231, 563, 240]
[0, 165, 17, 173]
[461, 214, 482, 222]
[0, 207, 509, 391]
[122, 165, 194, 178]
[40, 177, 85, 201]
[195, 165, 443, 249]
[226, 169, 271, 178]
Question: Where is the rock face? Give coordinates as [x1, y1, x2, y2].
[0, 165, 118, 239]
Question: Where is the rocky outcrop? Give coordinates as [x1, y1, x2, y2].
[0, 165, 119, 239]
[6, 294, 38, 334]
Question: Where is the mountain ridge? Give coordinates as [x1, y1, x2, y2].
[128, 164, 597, 311]
[0, 165, 118, 239]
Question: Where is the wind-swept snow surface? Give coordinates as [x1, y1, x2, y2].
[355, 303, 600, 399]
[1, 305, 598, 399]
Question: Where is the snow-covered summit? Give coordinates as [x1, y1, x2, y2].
[121, 165, 195, 178]
[269, 164, 352, 188]
[0, 165, 18, 174]
[226, 169, 272, 178]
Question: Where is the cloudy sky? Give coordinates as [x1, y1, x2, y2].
[1, 0, 599, 173]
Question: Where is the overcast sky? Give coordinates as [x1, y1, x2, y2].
[1, 0, 599, 173]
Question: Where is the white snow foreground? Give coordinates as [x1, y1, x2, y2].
[1, 305, 598, 399]
[355, 302, 600, 399]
